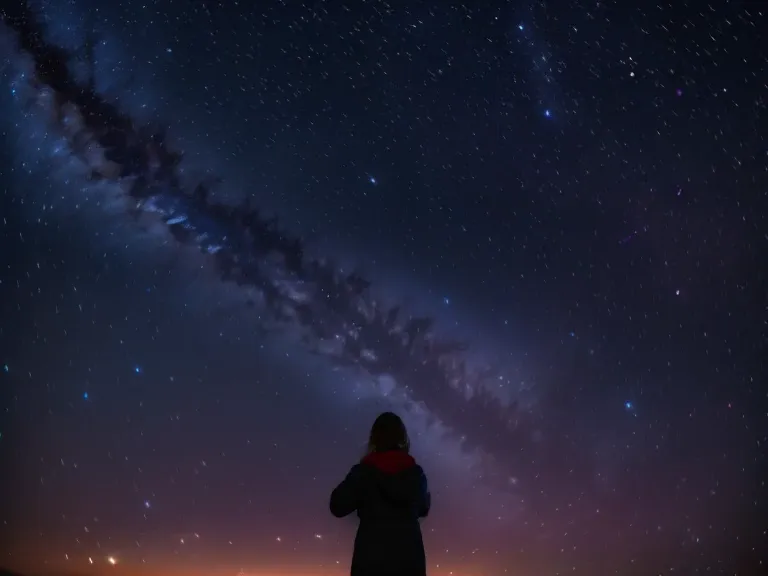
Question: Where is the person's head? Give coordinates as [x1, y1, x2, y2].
[367, 411, 410, 453]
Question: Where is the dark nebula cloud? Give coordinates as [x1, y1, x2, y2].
[2, 0, 544, 491]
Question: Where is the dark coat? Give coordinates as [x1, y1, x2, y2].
[330, 450, 431, 576]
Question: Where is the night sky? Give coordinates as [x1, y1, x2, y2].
[1, 1, 766, 575]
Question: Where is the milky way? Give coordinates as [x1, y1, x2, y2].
[1, 0, 550, 502]
[1, 1, 766, 574]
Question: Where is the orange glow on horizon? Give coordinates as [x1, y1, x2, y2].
[5, 554, 479, 576]
[5, 535, 481, 576]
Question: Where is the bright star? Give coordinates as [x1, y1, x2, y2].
[369, 176, 377, 185]
[134, 366, 142, 374]
[544, 109, 552, 118]
[443, 297, 450, 305]
[518, 24, 524, 31]
[624, 401, 634, 411]
[83, 392, 89, 399]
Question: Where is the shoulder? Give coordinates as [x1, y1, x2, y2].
[412, 464, 429, 487]
[341, 463, 373, 487]
[346, 463, 367, 478]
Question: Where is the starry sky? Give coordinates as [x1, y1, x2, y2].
[0, 0, 766, 575]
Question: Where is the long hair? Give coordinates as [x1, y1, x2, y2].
[367, 411, 410, 454]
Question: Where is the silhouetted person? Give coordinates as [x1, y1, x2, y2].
[330, 412, 431, 576]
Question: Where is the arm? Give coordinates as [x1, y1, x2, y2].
[418, 466, 431, 518]
[329, 465, 362, 518]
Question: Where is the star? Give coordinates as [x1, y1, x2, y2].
[368, 176, 377, 185]
[544, 109, 552, 118]
[83, 392, 89, 399]
[134, 365, 142, 374]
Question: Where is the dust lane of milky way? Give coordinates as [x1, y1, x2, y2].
[0, 0, 548, 497]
